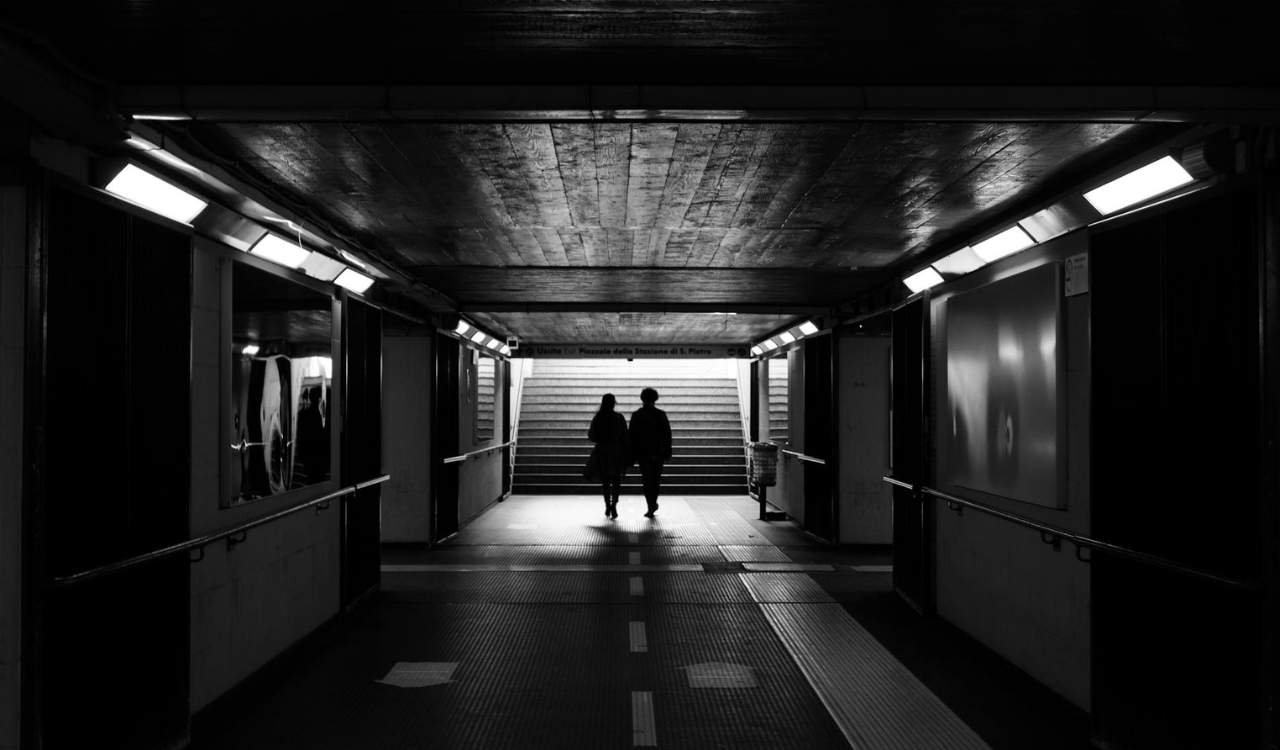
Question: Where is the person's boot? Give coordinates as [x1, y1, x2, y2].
[610, 496, 619, 518]
[604, 497, 612, 517]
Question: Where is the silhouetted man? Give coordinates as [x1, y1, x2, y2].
[629, 387, 672, 517]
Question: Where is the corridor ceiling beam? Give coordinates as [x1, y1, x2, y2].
[460, 303, 828, 314]
[118, 85, 1280, 124]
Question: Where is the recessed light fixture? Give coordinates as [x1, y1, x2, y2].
[931, 247, 986, 276]
[486, 338, 501, 350]
[779, 331, 797, 344]
[499, 344, 511, 356]
[456, 320, 473, 335]
[761, 339, 778, 351]
[1018, 206, 1075, 243]
[970, 225, 1037, 263]
[1083, 156, 1195, 216]
[130, 113, 192, 121]
[750, 345, 763, 356]
[241, 344, 260, 356]
[301, 252, 347, 282]
[334, 268, 375, 294]
[904, 267, 945, 293]
[798, 321, 818, 336]
[104, 164, 207, 224]
[250, 233, 310, 269]
[470, 331, 485, 344]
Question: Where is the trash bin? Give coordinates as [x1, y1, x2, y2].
[749, 442, 778, 487]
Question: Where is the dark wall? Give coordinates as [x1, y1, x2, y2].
[40, 185, 191, 749]
[1091, 185, 1263, 749]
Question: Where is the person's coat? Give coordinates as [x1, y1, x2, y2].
[628, 405, 672, 464]
[588, 410, 629, 477]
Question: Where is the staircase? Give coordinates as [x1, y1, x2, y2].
[513, 360, 748, 495]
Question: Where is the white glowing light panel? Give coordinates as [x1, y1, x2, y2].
[932, 247, 986, 276]
[334, 268, 375, 294]
[971, 226, 1036, 263]
[105, 164, 207, 223]
[1083, 156, 1194, 216]
[904, 267, 944, 293]
[250, 234, 310, 268]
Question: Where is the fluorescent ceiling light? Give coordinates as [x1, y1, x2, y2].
[798, 321, 818, 336]
[131, 113, 192, 121]
[250, 233, 310, 269]
[761, 339, 778, 351]
[486, 338, 501, 350]
[779, 331, 797, 344]
[455, 320, 472, 335]
[1018, 206, 1075, 243]
[1083, 156, 1194, 216]
[301, 252, 347, 282]
[904, 267, 945, 293]
[334, 268, 375, 294]
[104, 164, 207, 224]
[971, 225, 1036, 263]
[931, 247, 986, 276]
[241, 344, 260, 356]
[499, 345, 511, 356]
[470, 331, 486, 343]
[750, 345, 763, 356]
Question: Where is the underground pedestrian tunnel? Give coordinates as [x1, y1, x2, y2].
[0, 9, 1277, 749]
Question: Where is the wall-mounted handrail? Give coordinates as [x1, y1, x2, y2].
[51, 475, 391, 588]
[780, 447, 827, 465]
[443, 441, 514, 465]
[881, 477, 1259, 591]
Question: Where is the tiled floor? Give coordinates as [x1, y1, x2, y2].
[194, 495, 1087, 750]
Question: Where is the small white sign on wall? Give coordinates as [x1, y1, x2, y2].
[1064, 253, 1089, 296]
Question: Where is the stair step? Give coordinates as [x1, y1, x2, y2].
[518, 433, 742, 442]
[513, 485, 748, 495]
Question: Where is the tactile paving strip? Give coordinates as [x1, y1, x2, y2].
[742, 575, 990, 750]
[719, 545, 792, 563]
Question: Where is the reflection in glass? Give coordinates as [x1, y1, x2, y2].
[476, 354, 496, 442]
[230, 263, 334, 505]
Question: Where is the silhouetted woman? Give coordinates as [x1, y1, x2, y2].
[588, 393, 628, 518]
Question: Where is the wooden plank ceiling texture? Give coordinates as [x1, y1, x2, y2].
[179, 119, 1174, 342]
[468, 312, 796, 345]
[195, 120, 1159, 275]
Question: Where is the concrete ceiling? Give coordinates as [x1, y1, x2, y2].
[3, 3, 1250, 345]
[158, 119, 1175, 342]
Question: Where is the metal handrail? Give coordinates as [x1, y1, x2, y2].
[780, 448, 827, 466]
[443, 440, 514, 465]
[51, 475, 391, 588]
[882, 477, 1259, 591]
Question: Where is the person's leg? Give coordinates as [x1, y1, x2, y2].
[601, 480, 612, 515]
[609, 475, 621, 517]
[641, 458, 660, 515]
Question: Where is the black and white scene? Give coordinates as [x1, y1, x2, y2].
[0, 4, 1275, 750]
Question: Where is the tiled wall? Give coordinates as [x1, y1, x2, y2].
[187, 242, 342, 711]
[0, 184, 25, 750]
